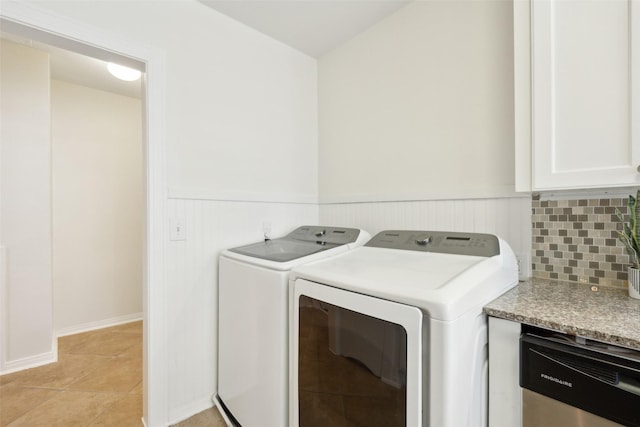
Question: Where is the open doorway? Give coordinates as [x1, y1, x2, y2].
[49, 45, 144, 337]
[0, 4, 167, 425]
[1, 27, 144, 424]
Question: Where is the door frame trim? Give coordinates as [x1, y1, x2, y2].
[0, 2, 168, 425]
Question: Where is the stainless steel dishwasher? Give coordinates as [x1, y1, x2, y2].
[520, 327, 640, 427]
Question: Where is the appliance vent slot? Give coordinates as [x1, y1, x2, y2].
[551, 352, 619, 385]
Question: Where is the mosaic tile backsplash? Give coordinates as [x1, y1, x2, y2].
[532, 197, 632, 288]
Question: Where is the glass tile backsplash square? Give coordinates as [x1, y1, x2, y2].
[532, 197, 630, 288]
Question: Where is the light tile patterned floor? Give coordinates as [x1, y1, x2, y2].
[171, 407, 227, 427]
[0, 321, 227, 427]
[0, 322, 142, 426]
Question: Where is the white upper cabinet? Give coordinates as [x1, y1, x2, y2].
[515, 0, 640, 191]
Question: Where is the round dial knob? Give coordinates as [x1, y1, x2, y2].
[415, 236, 432, 246]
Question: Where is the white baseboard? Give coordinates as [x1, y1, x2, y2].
[167, 395, 215, 427]
[55, 312, 143, 338]
[0, 314, 142, 375]
[0, 346, 57, 375]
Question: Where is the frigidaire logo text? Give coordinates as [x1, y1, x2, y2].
[541, 373, 572, 388]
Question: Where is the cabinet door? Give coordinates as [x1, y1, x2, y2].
[532, 0, 640, 190]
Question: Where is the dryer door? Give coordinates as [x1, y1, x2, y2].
[291, 279, 423, 427]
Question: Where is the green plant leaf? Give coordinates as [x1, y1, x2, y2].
[634, 189, 640, 251]
[616, 193, 640, 269]
[619, 231, 640, 267]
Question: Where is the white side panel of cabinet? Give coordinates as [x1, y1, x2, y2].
[488, 317, 522, 427]
[515, 0, 532, 192]
[532, 0, 640, 190]
[633, 0, 640, 167]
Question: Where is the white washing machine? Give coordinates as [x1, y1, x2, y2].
[216, 225, 370, 427]
[289, 230, 518, 427]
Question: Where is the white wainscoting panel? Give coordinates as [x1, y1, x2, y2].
[165, 198, 318, 423]
[320, 197, 532, 264]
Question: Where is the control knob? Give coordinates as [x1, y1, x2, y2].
[415, 236, 432, 246]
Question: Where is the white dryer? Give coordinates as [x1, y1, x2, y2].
[289, 230, 518, 427]
[216, 225, 369, 427]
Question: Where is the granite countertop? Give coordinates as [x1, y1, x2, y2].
[484, 278, 640, 350]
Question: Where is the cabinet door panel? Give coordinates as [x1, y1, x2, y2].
[533, 0, 640, 189]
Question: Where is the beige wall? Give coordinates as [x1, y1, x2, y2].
[318, 0, 515, 202]
[0, 39, 143, 372]
[51, 80, 143, 334]
[0, 40, 54, 371]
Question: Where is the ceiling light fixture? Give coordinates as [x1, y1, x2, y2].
[107, 62, 141, 81]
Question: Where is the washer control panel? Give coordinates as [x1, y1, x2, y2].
[289, 226, 362, 245]
[365, 230, 500, 257]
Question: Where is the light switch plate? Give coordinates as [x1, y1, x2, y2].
[170, 218, 186, 241]
[515, 252, 531, 280]
[262, 221, 272, 240]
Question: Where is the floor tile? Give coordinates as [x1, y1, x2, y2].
[57, 330, 105, 354]
[87, 393, 142, 427]
[6, 390, 122, 427]
[171, 407, 227, 427]
[0, 374, 16, 387]
[129, 380, 143, 395]
[0, 372, 16, 387]
[0, 324, 148, 427]
[110, 321, 142, 334]
[67, 356, 141, 393]
[118, 342, 142, 359]
[59, 329, 140, 357]
[0, 384, 60, 426]
[2, 354, 108, 390]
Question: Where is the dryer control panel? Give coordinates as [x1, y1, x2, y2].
[365, 230, 500, 257]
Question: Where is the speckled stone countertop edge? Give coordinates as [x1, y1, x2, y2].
[483, 278, 640, 351]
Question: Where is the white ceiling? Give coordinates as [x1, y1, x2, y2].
[46, 45, 143, 99]
[1, 0, 410, 98]
[1, 32, 142, 99]
[199, 0, 412, 58]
